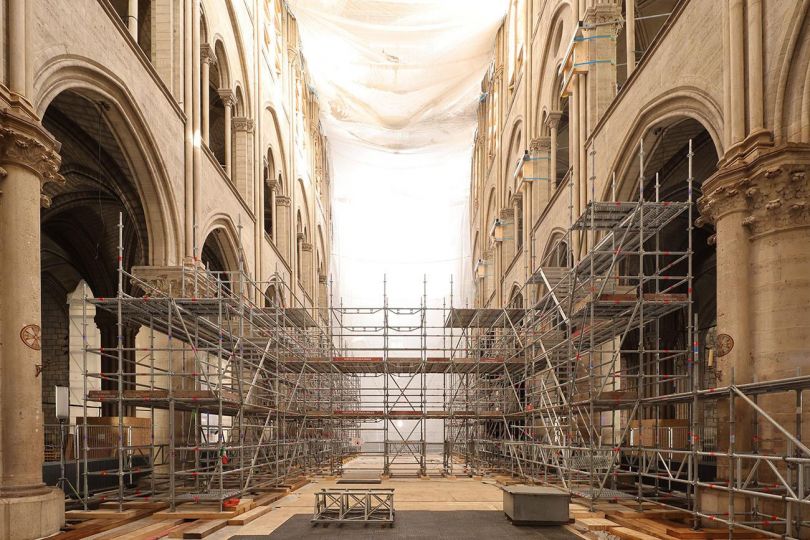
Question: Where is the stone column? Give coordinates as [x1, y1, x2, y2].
[545, 112, 562, 190]
[128, 0, 139, 40]
[699, 168, 753, 467]
[266, 175, 277, 240]
[746, 0, 764, 136]
[301, 242, 313, 298]
[0, 98, 65, 537]
[728, 0, 746, 145]
[218, 90, 235, 177]
[318, 274, 328, 324]
[275, 195, 291, 263]
[699, 145, 810, 511]
[529, 137, 552, 218]
[232, 117, 255, 208]
[583, 4, 621, 143]
[499, 207, 515, 266]
[200, 44, 214, 145]
[625, 0, 636, 76]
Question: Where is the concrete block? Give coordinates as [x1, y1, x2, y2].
[502, 485, 570, 525]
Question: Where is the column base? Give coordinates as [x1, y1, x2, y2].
[0, 488, 64, 540]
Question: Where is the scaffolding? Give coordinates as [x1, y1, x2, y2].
[76, 217, 360, 510]
[72, 140, 810, 537]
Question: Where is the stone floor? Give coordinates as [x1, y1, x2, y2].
[204, 455, 577, 539]
[230, 510, 578, 539]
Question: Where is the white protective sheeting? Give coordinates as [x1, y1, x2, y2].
[288, 0, 507, 307]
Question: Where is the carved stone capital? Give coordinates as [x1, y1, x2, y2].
[300, 241, 313, 252]
[499, 207, 515, 220]
[318, 273, 328, 284]
[276, 195, 291, 207]
[583, 3, 623, 29]
[131, 262, 221, 299]
[530, 136, 551, 154]
[0, 106, 65, 207]
[232, 117, 255, 133]
[201, 44, 217, 65]
[266, 175, 278, 190]
[545, 111, 563, 130]
[698, 145, 810, 237]
[217, 89, 235, 108]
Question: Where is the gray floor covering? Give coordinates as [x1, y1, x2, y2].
[229, 510, 578, 539]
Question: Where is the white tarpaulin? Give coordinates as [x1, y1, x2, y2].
[287, 1, 507, 447]
[288, 0, 507, 307]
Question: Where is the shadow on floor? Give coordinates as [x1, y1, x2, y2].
[229, 510, 577, 539]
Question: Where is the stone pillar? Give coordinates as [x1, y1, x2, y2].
[191, 0, 202, 254]
[266, 175, 277, 240]
[232, 117, 255, 208]
[300, 242, 313, 298]
[128, 0, 139, 39]
[8, 0, 26, 96]
[583, 4, 621, 139]
[625, 0, 636, 76]
[275, 195, 291, 263]
[529, 137, 552, 218]
[746, 0, 764, 136]
[728, 0, 746, 145]
[318, 274, 328, 324]
[200, 44, 214, 145]
[0, 97, 65, 538]
[218, 90, 235, 177]
[499, 207, 515, 266]
[699, 145, 810, 500]
[546, 112, 561, 189]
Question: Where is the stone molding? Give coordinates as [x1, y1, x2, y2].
[698, 145, 810, 237]
[0, 107, 65, 207]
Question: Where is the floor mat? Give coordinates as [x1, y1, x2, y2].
[229, 510, 577, 539]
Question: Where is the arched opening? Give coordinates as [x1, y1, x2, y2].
[618, 117, 719, 422]
[264, 283, 284, 308]
[264, 148, 276, 238]
[208, 41, 230, 167]
[41, 90, 151, 421]
[295, 210, 304, 279]
[201, 228, 237, 294]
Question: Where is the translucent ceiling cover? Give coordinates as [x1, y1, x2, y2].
[288, 0, 507, 307]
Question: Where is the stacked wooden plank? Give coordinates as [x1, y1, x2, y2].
[572, 500, 770, 540]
